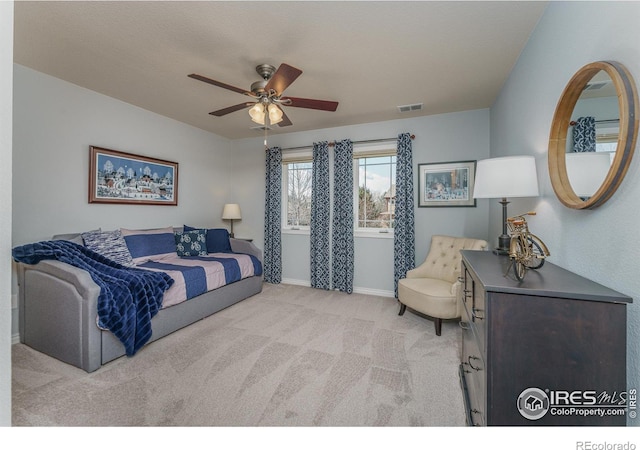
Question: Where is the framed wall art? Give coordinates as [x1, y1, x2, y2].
[418, 160, 476, 207]
[89, 146, 178, 205]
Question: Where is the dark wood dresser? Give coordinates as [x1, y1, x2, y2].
[459, 250, 632, 426]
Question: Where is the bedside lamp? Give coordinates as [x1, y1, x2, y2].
[473, 156, 539, 255]
[222, 203, 242, 238]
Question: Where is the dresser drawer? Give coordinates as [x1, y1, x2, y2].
[471, 280, 486, 349]
[462, 263, 486, 350]
[461, 267, 473, 310]
[460, 308, 485, 426]
[459, 364, 485, 426]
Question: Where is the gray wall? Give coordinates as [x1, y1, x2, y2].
[12, 64, 234, 245]
[231, 109, 491, 295]
[0, 0, 13, 427]
[490, 1, 640, 407]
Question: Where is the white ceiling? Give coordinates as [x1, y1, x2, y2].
[13, 1, 548, 140]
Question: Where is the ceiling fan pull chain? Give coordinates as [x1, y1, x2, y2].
[264, 124, 268, 149]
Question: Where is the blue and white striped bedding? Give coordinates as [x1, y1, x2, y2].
[138, 252, 262, 308]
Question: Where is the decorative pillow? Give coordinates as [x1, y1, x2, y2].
[174, 230, 208, 257]
[120, 227, 177, 264]
[81, 229, 135, 267]
[183, 225, 232, 253]
[54, 229, 100, 245]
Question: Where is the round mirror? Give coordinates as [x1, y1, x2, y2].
[548, 61, 639, 209]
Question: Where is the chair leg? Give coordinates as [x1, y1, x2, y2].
[434, 318, 442, 336]
[398, 303, 407, 316]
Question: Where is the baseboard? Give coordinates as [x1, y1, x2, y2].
[281, 278, 394, 298]
[353, 287, 395, 298]
[11, 300, 20, 344]
[281, 278, 310, 287]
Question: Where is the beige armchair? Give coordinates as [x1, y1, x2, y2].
[398, 235, 488, 335]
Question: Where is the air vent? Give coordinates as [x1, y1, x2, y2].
[251, 125, 273, 131]
[584, 82, 607, 91]
[397, 103, 423, 113]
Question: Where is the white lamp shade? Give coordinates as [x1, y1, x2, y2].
[565, 152, 612, 197]
[222, 203, 242, 220]
[473, 156, 539, 199]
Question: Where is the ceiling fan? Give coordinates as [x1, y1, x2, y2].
[188, 63, 339, 128]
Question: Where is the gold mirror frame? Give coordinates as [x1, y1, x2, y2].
[548, 61, 639, 209]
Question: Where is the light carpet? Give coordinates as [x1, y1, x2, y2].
[11, 283, 466, 426]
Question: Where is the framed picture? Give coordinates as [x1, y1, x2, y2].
[418, 160, 476, 207]
[89, 146, 178, 205]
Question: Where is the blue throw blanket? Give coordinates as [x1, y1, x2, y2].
[12, 240, 174, 356]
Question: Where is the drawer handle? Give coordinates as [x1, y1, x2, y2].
[468, 355, 482, 371]
[459, 321, 470, 330]
[472, 307, 484, 320]
[470, 409, 482, 426]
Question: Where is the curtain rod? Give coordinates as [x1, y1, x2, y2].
[277, 134, 415, 152]
[569, 118, 618, 126]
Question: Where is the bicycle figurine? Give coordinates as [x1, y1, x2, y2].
[506, 211, 550, 281]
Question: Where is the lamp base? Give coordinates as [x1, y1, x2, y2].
[492, 198, 512, 256]
[493, 234, 511, 256]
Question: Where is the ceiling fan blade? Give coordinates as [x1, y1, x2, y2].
[209, 102, 254, 117]
[277, 109, 293, 127]
[264, 63, 303, 96]
[281, 96, 339, 112]
[188, 74, 252, 96]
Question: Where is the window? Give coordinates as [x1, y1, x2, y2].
[354, 154, 396, 230]
[283, 161, 312, 228]
[280, 147, 397, 234]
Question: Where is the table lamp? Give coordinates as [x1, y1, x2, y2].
[222, 203, 242, 238]
[473, 156, 539, 255]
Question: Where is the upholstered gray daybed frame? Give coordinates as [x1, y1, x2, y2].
[16, 236, 263, 373]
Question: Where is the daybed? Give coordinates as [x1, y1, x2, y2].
[14, 226, 263, 373]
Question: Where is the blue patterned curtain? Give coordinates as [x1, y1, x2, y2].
[263, 146, 282, 284]
[394, 133, 415, 298]
[573, 116, 596, 152]
[310, 141, 331, 290]
[332, 139, 354, 293]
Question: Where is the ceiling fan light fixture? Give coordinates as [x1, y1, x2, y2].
[248, 103, 265, 125]
[268, 103, 284, 125]
[190, 63, 339, 129]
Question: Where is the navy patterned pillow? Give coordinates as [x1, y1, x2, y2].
[174, 230, 208, 257]
[81, 230, 135, 267]
[184, 225, 232, 253]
